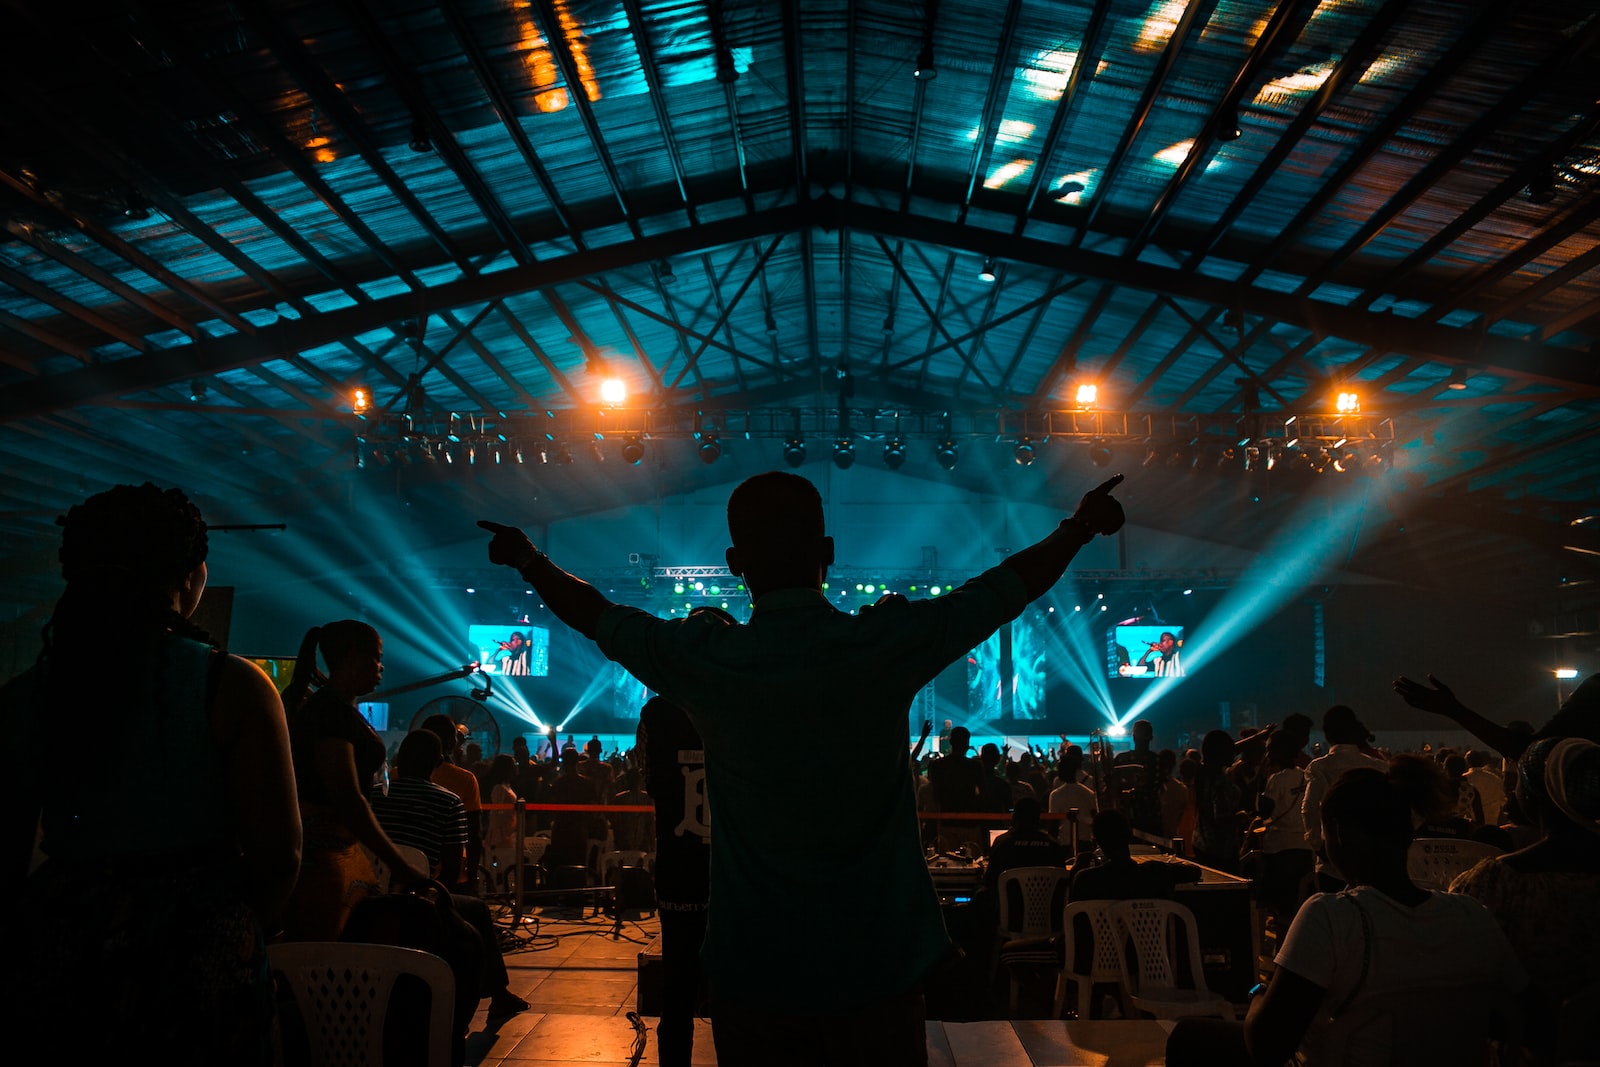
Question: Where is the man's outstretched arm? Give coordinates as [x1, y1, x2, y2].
[478, 520, 614, 640]
[1001, 474, 1127, 601]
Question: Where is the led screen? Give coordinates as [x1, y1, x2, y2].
[1107, 624, 1186, 679]
[469, 625, 550, 677]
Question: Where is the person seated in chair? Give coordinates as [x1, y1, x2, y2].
[983, 796, 1069, 894]
[371, 730, 530, 1024]
[996, 808, 1178, 1017]
[1166, 768, 1528, 1067]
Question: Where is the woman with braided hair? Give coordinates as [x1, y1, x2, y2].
[1, 482, 301, 1065]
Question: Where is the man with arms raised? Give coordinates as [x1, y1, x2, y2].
[479, 471, 1125, 1066]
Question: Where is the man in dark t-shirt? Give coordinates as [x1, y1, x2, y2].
[638, 693, 711, 1067]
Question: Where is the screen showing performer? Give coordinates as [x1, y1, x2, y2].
[469, 624, 550, 676]
[1107, 624, 1185, 679]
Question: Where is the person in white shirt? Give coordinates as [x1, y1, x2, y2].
[1257, 730, 1313, 928]
[1167, 768, 1528, 1067]
[1463, 749, 1507, 824]
[1301, 705, 1387, 890]
[1047, 748, 1097, 854]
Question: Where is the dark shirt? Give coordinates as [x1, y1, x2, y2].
[985, 828, 1070, 892]
[929, 753, 986, 812]
[637, 695, 710, 908]
[289, 686, 387, 805]
[1111, 748, 1163, 834]
[1069, 857, 1178, 903]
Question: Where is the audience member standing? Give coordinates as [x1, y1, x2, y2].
[1156, 748, 1188, 841]
[1256, 729, 1313, 928]
[482, 753, 521, 885]
[638, 692, 713, 1067]
[1301, 705, 1386, 890]
[1191, 729, 1244, 874]
[929, 725, 987, 853]
[1111, 719, 1163, 835]
[1451, 736, 1600, 1064]
[1048, 748, 1098, 855]
[636, 694, 713, 1067]
[1464, 748, 1507, 825]
[479, 470, 1126, 1066]
[1, 483, 301, 1066]
[281, 620, 429, 941]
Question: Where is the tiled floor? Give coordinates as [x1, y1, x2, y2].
[461, 902, 1183, 1066]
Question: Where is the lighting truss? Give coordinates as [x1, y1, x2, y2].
[351, 406, 1396, 467]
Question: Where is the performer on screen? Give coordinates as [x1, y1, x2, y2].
[1136, 631, 1184, 677]
[496, 630, 531, 676]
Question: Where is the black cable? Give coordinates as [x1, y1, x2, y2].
[625, 1011, 648, 1066]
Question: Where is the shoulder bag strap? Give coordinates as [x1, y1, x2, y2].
[1331, 893, 1375, 1017]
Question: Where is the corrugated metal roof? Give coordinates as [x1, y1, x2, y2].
[0, 0, 1597, 607]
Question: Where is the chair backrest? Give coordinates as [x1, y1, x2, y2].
[1062, 899, 1124, 984]
[1308, 983, 1502, 1066]
[372, 844, 433, 893]
[1405, 837, 1502, 892]
[268, 941, 455, 1067]
[601, 849, 651, 882]
[1108, 898, 1209, 996]
[997, 865, 1072, 938]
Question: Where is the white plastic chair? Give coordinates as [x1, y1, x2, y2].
[1052, 899, 1130, 1020]
[371, 844, 432, 892]
[991, 865, 1072, 987]
[1405, 837, 1502, 892]
[1108, 897, 1232, 1020]
[268, 941, 455, 1067]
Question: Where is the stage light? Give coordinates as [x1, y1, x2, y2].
[784, 436, 807, 467]
[1142, 444, 1162, 468]
[936, 439, 959, 470]
[833, 438, 855, 469]
[123, 189, 152, 220]
[1555, 668, 1579, 679]
[514, 443, 525, 464]
[1526, 166, 1557, 204]
[466, 442, 477, 465]
[930, 586, 942, 595]
[884, 438, 907, 470]
[979, 257, 997, 283]
[1336, 391, 1360, 414]
[351, 387, 370, 415]
[188, 378, 206, 403]
[600, 378, 626, 404]
[1105, 724, 1127, 738]
[698, 435, 721, 464]
[621, 437, 644, 465]
[408, 116, 432, 153]
[442, 442, 455, 464]
[1013, 436, 1036, 466]
[913, 46, 937, 80]
[1075, 383, 1098, 408]
[1217, 108, 1241, 142]
[421, 440, 437, 462]
[1089, 439, 1113, 467]
[656, 260, 676, 286]
[674, 583, 685, 594]
[1183, 588, 1193, 595]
